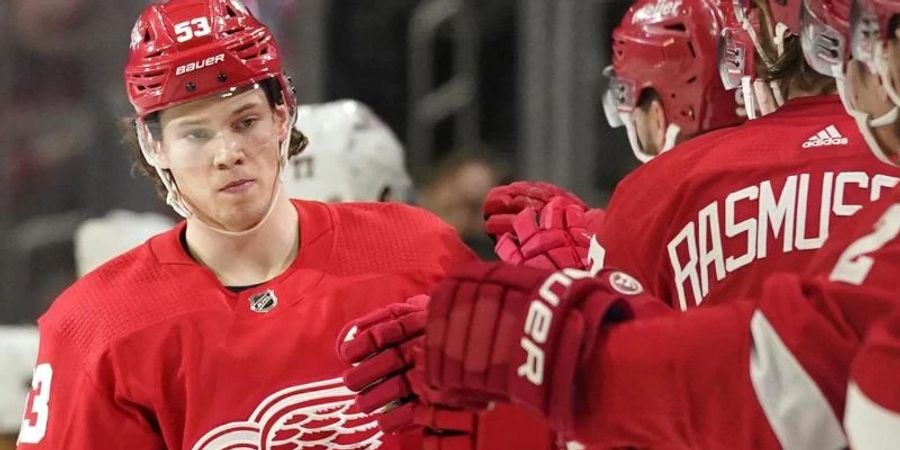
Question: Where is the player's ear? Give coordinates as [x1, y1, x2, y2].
[273, 105, 289, 142]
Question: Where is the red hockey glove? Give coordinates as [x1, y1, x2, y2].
[483, 181, 588, 239]
[337, 295, 481, 449]
[494, 197, 597, 271]
[423, 261, 668, 433]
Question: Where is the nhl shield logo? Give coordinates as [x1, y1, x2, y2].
[248, 289, 278, 313]
[608, 271, 643, 295]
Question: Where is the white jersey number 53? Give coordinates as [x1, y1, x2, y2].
[18, 363, 53, 444]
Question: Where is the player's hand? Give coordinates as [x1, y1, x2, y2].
[423, 261, 668, 433]
[483, 181, 589, 239]
[494, 197, 605, 271]
[337, 295, 482, 444]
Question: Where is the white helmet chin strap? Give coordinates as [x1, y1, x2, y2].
[741, 76, 760, 119]
[138, 106, 298, 237]
[623, 112, 681, 163]
[662, 123, 681, 153]
[851, 108, 899, 165]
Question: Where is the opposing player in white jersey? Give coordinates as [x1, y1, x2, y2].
[286, 99, 413, 203]
[74, 210, 173, 276]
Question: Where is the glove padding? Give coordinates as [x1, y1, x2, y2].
[337, 295, 481, 448]
[423, 261, 665, 433]
[483, 182, 589, 239]
[494, 197, 605, 271]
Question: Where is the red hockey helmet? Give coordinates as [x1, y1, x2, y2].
[124, 0, 299, 220]
[851, 0, 900, 64]
[124, 0, 294, 119]
[607, 0, 743, 161]
[850, 0, 900, 105]
[868, 0, 900, 41]
[800, 0, 852, 78]
[733, 0, 804, 32]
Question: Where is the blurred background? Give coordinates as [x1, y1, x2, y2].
[0, 0, 637, 327]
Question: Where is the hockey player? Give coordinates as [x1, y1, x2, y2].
[15, 1, 555, 449]
[285, 100, 413, 203]
[836, 0, 900, 447]
[601, 0, 744, 163]
[408, 7, 900, 441]
[489, 0, 900, 312]
[338, 0, 900, 448]
[484, 0, 746, 272]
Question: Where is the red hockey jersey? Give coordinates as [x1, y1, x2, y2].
[16, 200, 556, 450]
[844, 307, 900, 450]
[570, 186, 900, 449]
[596, 95, 900, 311]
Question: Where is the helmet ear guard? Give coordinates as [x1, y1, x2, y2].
[285, 100, 413, 203]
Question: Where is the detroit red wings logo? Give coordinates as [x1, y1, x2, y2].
[192, 377, 383, 450]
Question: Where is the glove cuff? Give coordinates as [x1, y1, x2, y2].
[508, 269, 660, 433]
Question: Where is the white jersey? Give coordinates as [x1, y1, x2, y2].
[286, 99, 413, 203]
[0, 326, 38, 434]
[74, 210, 173, 277]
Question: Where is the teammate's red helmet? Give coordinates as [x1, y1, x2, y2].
[611, 0, 742, 143]
[124, 0, 294, 118]
[767, 0, 805, 32]
[801, 0, 852, 77]
[731, 0, 803, 35]
[863, 0, 899, 42]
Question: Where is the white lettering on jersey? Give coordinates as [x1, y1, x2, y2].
[191, 377, 382, 450]
[795, 173, 832, 250]
[18, 364, 53, 445]
[667, 172, 899, 309]
[175, 53, 225, 76]
[830, 204, 900, 285]
[871, 174, 899, 201]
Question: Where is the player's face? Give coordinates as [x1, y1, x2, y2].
[157, 88, 287, 231]
[632, 100, 666, 157]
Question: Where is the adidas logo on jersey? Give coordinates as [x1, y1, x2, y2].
[802, 125, 848, 148]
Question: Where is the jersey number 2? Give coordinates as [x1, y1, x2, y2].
[830, 205, 900, 285]
[18, 363, 53, 444]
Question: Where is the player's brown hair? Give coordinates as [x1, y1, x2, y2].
[121, 94, 307, 200]
[751, 0, 836, 96]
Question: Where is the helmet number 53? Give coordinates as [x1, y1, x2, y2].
[174, 17, 212, 43]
